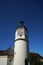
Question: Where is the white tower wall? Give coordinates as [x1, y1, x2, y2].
[14, 40, 28, 65]
[0, 56, 8, 65]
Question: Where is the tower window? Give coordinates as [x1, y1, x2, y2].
[20, 34, 22, 37]
[9, 59, 11, 62]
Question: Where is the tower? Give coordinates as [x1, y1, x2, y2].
[13, 20, 30, 65]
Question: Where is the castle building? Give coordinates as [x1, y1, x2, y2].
[0, 20, 43, 65]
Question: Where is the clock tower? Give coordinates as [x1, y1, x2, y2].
[13, 20, 30, 65]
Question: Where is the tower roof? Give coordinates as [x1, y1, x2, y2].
[0, 47, 14, 56]
[16, 20, 27, 31]
[19, 20, 24, 27]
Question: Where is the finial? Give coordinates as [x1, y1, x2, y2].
[19, 20, 24, 26]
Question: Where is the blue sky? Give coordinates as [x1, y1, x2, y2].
[0, 0, 43, 56]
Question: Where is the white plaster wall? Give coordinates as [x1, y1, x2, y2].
[13, 40, 28, 65]
[0, 56, 8, 65]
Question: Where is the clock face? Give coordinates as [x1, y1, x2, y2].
[18, 28, 24, 36]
